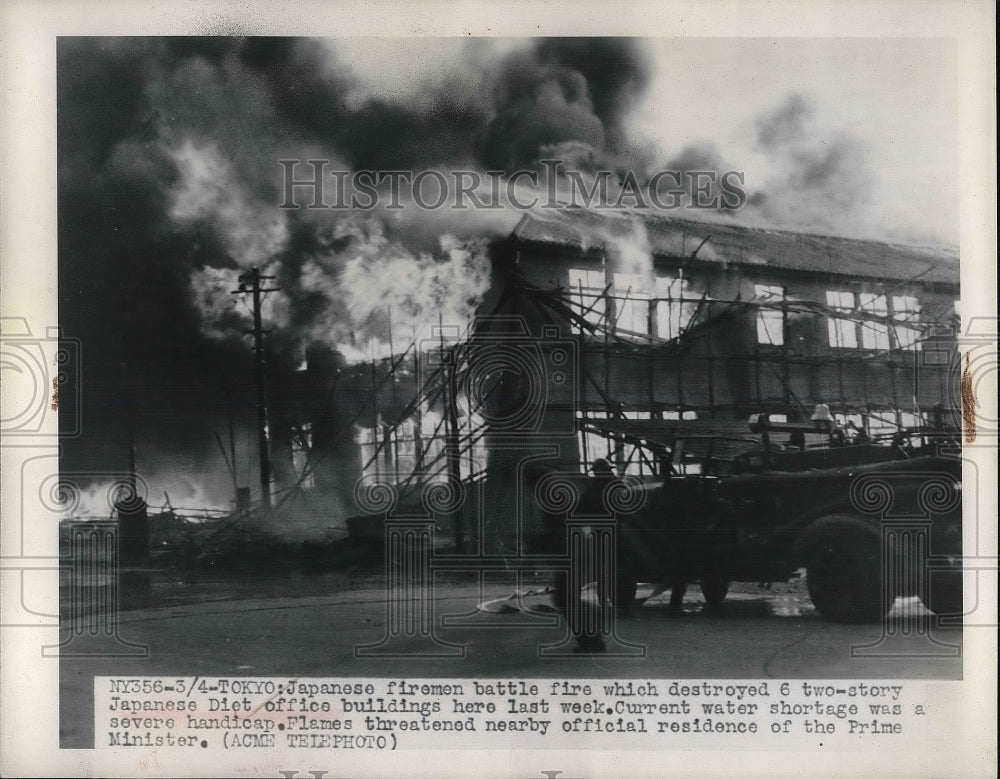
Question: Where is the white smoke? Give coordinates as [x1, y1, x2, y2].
[168, 139, 289, 266]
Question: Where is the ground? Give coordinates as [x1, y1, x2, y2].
[59, 569, 962, 748]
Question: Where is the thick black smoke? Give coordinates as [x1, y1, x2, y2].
[57, 37, 655, 504]
[58, 38, 256, 507]
[238, 38, 489, 170]
[236, 36, 653, 171]
[482, 38, 651, 169]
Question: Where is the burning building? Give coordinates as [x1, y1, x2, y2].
[493, 208, 960, 445]
[52, 38, 962, 555]
[290, 208, 960, 552]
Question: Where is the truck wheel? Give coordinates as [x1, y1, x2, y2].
[921, 570, 963, 618]
[700, 575, 730, 605]
[806, 529, 890, 623]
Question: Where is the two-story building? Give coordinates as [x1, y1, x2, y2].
[292, 208, 960, 551]
[473, 208, 960, 484]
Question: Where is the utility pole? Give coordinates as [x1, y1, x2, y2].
[412, 326, 424, 477]
[232, 267, 279, 509]
[387, 307, 399, 472]
[127, 431, 137, 500]
[440, 313, 463, 550]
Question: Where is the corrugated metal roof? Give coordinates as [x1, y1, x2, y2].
[512, 209, 960, 285]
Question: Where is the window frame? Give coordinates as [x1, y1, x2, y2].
[826, 290, 858, 349]
[891, 294, 923, 351]
[754, 283, 786, 346]
[859, 292, 890, 351]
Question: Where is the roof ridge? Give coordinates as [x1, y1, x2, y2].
[519, 207, 959, 253]
[512, 208, 959, 283]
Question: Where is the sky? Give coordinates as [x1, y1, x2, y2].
[639, 38, 958, 244]
[52, 35, 962, 509]
[333, 36, 959, 244]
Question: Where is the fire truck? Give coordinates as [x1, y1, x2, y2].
[582, 417, 963, 623]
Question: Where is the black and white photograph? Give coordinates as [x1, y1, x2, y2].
[1, 2, 996, 777]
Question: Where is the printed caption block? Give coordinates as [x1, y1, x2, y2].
[94, 676, 948, 753]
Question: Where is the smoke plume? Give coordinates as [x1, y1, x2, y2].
[57, 36, 655, 515]
[744, 93, 874, 235]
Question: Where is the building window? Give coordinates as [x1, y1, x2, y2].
[899, 411, 926, 430]
[892, 295, 922, 351]
[859, 293, 890, 350]
[656, 276, 695, 340]
[662, 409, 699, 420]
[568, 268, 700, 340]
[866, 410, 900, 438]
[569, 268, 703, 340]
[613, 272, 651, 336]
[825, 291, 919, 351]
[567, 268, 606, 330]
[755, 284, 785, 345]
[826, 291, 857, 348]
